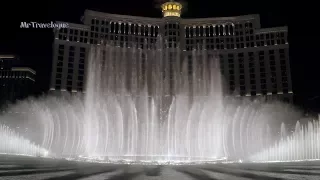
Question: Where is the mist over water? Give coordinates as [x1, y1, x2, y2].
[0, 39, 317, 163]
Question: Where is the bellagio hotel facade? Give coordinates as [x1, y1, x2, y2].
[50, 0, 292, 102]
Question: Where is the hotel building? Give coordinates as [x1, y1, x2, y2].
[50, 0, 292, 102]
[0, 55, 36, 106]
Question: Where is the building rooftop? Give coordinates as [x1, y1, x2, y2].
[83, 9, 262, 26]
[0, 55, 18, 59]
[256, 26, 288, 33]
[11, 67, 36, 75]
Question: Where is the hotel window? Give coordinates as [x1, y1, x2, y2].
[83, 32, 88, 43]
[270, 55, 275, 61]
[68, 57, 74, 63]
[80, 52, 85, 58]
[74, 30, 78, 41]
[280, 32, 286, 44]
[58, 49, 64, 56]
[55, 79, 61, 85]
[57, 61, 63, 67]
[77, 81, 83, 87]
[91, 25, 95, 31]
[69, 29, 74, 41]
[79, 64, 84, 70]
[79, 70, 84, 76]
[67, 74, 73, 80]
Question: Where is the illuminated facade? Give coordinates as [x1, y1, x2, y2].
[50, 0, 292, 102]
[161, 1, 183, 17]
[0, 55, 36, 106]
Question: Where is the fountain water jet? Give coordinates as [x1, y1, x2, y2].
[250, 118, 320, 162]
[0, 37, 310, 163]
[0, 124, 48, 157]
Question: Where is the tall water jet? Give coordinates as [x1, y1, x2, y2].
[0, 37, 307, 163]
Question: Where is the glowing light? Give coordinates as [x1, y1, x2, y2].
[43, 150, 49, 157]
[161, 1, 183, 17]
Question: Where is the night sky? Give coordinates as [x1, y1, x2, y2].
[0, 1, 318, 111]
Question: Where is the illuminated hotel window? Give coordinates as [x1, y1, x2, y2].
[168, 4, 172, 9]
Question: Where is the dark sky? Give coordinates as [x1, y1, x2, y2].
[0, 1, 319, 111]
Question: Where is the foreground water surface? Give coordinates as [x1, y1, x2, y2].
[0, 155, 319, 180]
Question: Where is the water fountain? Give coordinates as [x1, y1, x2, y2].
[0, 37, 317, 164]
[0, 124, 48, 157]
[250, 118, 320, 162]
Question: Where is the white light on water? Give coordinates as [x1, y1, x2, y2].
[250, 120, 320, 162]
[0, 124, 49, 157]
[0, 37, 318, 164]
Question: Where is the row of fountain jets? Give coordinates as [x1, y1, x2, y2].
[0, 42, 319, 163]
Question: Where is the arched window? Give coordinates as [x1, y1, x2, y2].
[110, 22, 114, 33]
[115, 23, 119, 34]
[215, 25, 219, 36]
[121, 23, 124, 34]
[190, 27, 194, 37]
[141, 25, 145, 36]
[134, 24, 139, 35]
[125, 24, 129, 35]
[185, 27, 189, 38]
[225, 25, 229, 35]
[230, 24, 234, 35]
[130, 24, 134, 34]
[151, 26, 154, 37]
[145, 26, 149, 36]
[220, 25, 224, 36]
[155, 26, 159, 37]
[200, 26, 204, 37]
[195, 26, 199, 36]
